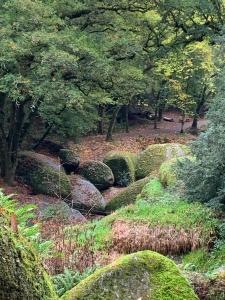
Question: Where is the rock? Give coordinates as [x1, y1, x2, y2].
[78, 160, 114, 191]
[136, 143, 189, 179]
[103, 151, 137, 187]
[69, 176, 106, 212]
[59, 149, 80, 175]
[106, 177, 150, 211]
[61, 251, 198, 300]
[0, 213, 57, 300]
[16, 151, 71, 198]
[33, 139, 64, 155]
[38, 201, 86, 222]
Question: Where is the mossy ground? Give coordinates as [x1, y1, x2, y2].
[103, 151, 137, 187]
[62, 251, 198, 300]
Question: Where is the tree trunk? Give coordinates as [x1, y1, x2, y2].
[180, 115, 185, 134]
[32, 124, 54, 150]
[106, 106, 121, 141]
[191, 116, 198, 129]
[97, 105, 104, 135]
[154, 108, 158, 129]
[158, 108, 163, 121]
[125, 105, 129, 133]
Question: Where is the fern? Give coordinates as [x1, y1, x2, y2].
[0, 189, 52, 256]
[52, 266, 98, 296]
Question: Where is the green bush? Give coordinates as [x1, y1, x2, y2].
[103, 151, 137, 187]
[136, 143, 189, 179]
[61, 251, 198, 300]
[79, 160, 114, 191]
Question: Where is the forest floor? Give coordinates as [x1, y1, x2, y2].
[0, 112, 206, 207]
[72, 112, 206, 162]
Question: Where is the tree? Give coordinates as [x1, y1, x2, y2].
[177, 53, 225, 210]
[0, 0, 106, 184]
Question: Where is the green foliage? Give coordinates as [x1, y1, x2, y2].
[177, 62, 225, 210]
[0, 190, 52, 256]
[183, 243, 225, 274]
[52, 267, 98, 297]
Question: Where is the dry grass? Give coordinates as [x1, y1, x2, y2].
[112, 221, 208, 255]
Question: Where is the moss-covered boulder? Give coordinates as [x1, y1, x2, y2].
[78, 160, 114, 191]
[0, 214, 57, 300]
[106, 177, 150, 211]
[69, 176, 106, 212]
[136, 143, 189, 179]
[62, 251, 198, 300]
[103, 151, 137, 187]
[16, 151, 71, 198]
[59, 149, 80, 175]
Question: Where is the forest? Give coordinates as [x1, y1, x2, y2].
[0, 0, 225, 299]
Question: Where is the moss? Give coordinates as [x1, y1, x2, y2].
[61, 251, 198, 300]
[138, 177, 165, 200]
[0, 214, 57, 300]
[59, 149, 80, 175]
[103, 151, 137, 187]
[79, 160, 114, 191]
[136, 143, 189, 179]
[16, 151, 71, 198]
[159, 157, 195, 187]
[105, 177, 150, 211]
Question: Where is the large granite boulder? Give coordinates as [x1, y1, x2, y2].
[103, 151, 137, 187]
[79, 160, 114, 191]
[62, 251, 198, 300]
[136, 143, 189, 179]
[16, 151, 71, 198]
[59, 149, 80, 175]
[69, 176, 106, 212]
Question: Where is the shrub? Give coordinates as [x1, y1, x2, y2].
[79, 160, 114, 191]
[103, 151, 137, 187]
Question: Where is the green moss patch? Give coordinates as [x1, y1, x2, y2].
[136, 143, 189, 179]
[0, 213, 57, 300]
[105, 176, 150, 211]
[61, 251, 198, 300]
[103, 151, 137, 187]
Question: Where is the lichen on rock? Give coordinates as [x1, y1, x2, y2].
[79, 160, 114, 191]
[61, 251, 198, 300]
[16, 151, 71, 198]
